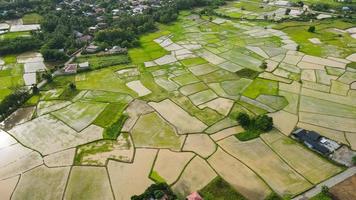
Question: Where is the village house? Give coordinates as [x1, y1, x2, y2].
[85, 43, 99, 53]
[292, 128, 341, 155]
[63, 63, 78, 74]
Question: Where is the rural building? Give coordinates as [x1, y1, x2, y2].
[78, 62, 90, 70]
[186, 192, 203, 200]
[63, 63, 78, 74]
[292, 128, 341, 155]
[85, 44, 99, 53]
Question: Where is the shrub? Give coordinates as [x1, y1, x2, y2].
[308, 26, 316, 33]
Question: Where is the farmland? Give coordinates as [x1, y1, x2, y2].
[1, 2, 355, 200]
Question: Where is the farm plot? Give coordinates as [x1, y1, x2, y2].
[183, 134, 216, 158]
[172, 156, 217, 198]
[52, 101, 107, 132]
[64, 166, 114, 200]
[242, 78, 278, 99]
[218, 136, 312, 196]
[149, 99, 207, 134]
[152, 149, 194, 184]
[36, 100, 71, 116]
[0, 142, 43, 180]
[12, 165, 70, 200]
[8, 115, 103, 155]
[75, 133, 134, 166]
[260, 130, 342, 184]
[0, 176, 19, 200]
[131, 112, 184, 150]
[44, 148, 76, 167]
[108, 149, 157, 200]
[81, 90, 133, 103]
[208, 148, 271, 200]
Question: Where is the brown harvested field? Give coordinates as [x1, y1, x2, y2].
[330, 175, 356, 200]
[172, 156, 217, 198]
[260, 130, 342, 184]
[208, 148, 271, 200]
[218, 136, 312, 196]
[152, 149, 194, 184]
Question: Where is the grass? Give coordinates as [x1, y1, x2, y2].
[242, 78, 278, 99]
[346, 62, 356, 70]
[150, 171, 166, 183]
[75, 54, 130, 69]
[131, 112, 182, 150]
[274, 19, 355, 57]
[235, 130, 261, 141]
[93, 102, 128, 128]
[3, 55, 17, 64]
[0, 31, 31, 40]
[199, 177, 246, 200]
[23, 94, 40, 106]
[309, 192, 332, 200]
[74, 140, 116, 165]
[129, 30, 168, 65]
[180, 57, 207, 67]
[102, 113, 128, 139]
[22, 13, 43, 24]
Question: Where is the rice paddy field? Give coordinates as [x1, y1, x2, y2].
[1, 4, 355, 200]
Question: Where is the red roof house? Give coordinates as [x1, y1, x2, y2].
[186, 192, 203, 200]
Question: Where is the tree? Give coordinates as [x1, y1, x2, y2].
[350, 155, 356, 165]
[32, 84, 39, 95]
[69, 82, 76, 91]
[308, 26, 316, 33]
[131, 183, 177, 200]
[260, 61, 268, 69]
[321, 186, 329, 195]
[237, 112, 250, 129]
[255, 115, 273, 132]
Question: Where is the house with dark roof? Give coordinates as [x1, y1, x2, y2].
[292, 128, 340, 155]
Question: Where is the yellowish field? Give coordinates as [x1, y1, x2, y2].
[218, 136, 312, 196]
[208, 148, 271, 200]
[260, 130, 342, 184]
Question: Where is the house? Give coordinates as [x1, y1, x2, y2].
[108, 46, 127, 54]
[292, 128, 340, 155]
[63, 64, 78, 74]
[96, 22, 108, 29]
[85, 44, 99, 53]
[186, 192, 203, 200]
[78, 62, 90, 70]
[77, 35, 93, 43]
[88, 26, 97, 32]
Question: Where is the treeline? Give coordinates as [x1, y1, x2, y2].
[94, 0, 226, 48]
[0, 37, 42, 55]
[0, 89, 30, 121]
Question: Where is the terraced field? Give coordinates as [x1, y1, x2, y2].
[1, 8, 355, 200]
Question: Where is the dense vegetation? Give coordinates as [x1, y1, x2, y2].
[235, 112, 273, 141]
[131, 183, 177, 200]
[0, 89, 30, 121]
[0, 37, 41, 55]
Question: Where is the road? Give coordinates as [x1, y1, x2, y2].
[293, 167, 356, 200]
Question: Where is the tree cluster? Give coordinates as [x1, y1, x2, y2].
[0, 37, 42, 55]
[0, 89, 30, 120]
[237, 113, 273, 133]
[131, 183, 177, 200]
